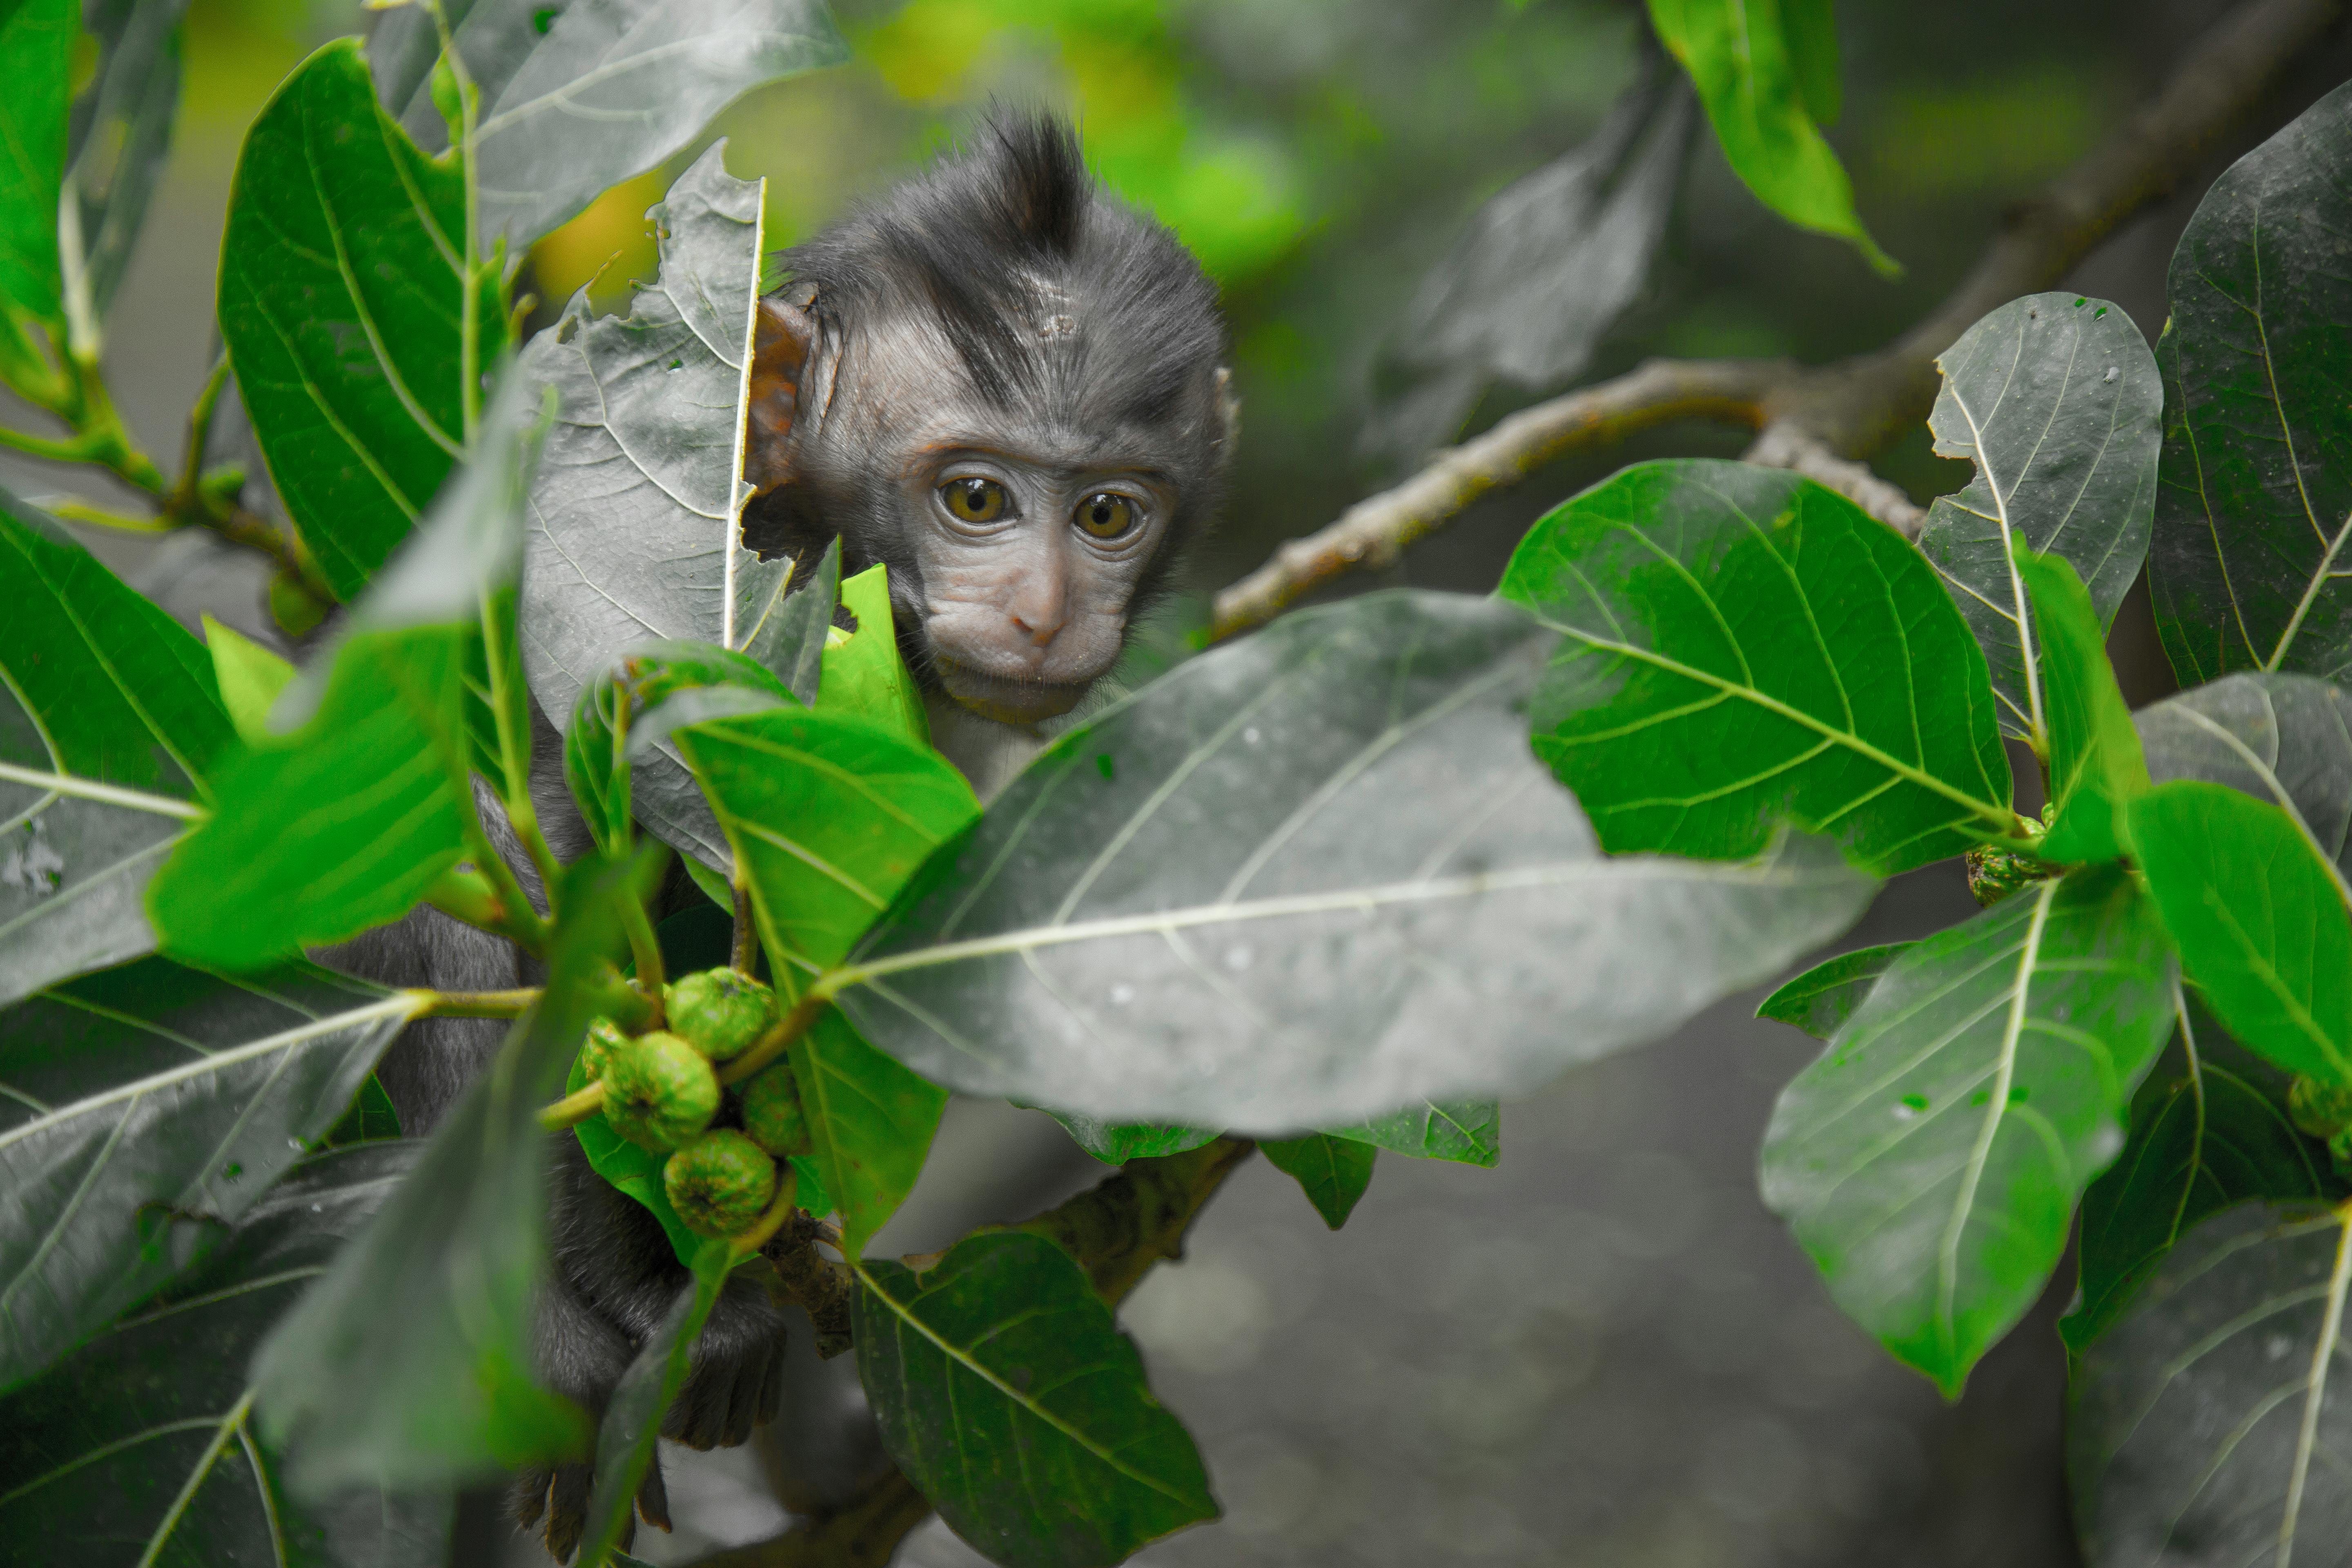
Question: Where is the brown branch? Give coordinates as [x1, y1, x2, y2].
[704, 1138, 1258, 1568]
[1742, 421, 1925, 538]
[1209, 0, 2346, 640]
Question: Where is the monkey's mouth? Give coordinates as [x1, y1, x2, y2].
[933, 658, 1091, 724]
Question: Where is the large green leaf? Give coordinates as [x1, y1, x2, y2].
[1760, 865, 2175, 1394]
[1644, 0, 1893, 273]
[2132, 780, 2352, 1087]
[2062, 986, 2332, 1355]
[1756, 942, 1911, 1039]
[829, 589, 1876, 1132]
[251, 854, 641, 1494]
[1499, 460, 2016, 873]
[855, 1231, 1217, 1567]
[218, 39, 506, 601]
[0, 489, 233, 1007]
[0, 958, 417, 1393]
[0, 0, 71, 356]
[2149, 80, 2352, 686]
[2136, 673, 2352, 880]
[0, 1145, 449, 1567]
[788, 1005, 945, 1258]
[2069, 1200, 2352, 1568]
[564, 639, 793, 854]
[1917, 294, 2163, 742]
[370, 0, 846, 250]
[2022, 548, 2151, 864]
[1259, 1134, 1376, 1229]
[519, 143, 786, 875]
[64, 0, 191, 322]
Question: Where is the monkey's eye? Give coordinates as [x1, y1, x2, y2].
[1074, 491, 1140, 541]
[940, 477, 1011, 524]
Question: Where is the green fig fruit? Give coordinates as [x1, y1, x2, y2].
[601, 1030, 719, 1153]
[579, 1016, 630, 1082]
[665, 1129, 778, 1237]
[740, 1062, 811, 1156]
[664, 967, 778, 1062]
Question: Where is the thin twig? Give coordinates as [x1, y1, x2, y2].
[1208, 0, 2347, 638]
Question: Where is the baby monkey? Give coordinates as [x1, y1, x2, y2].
[490, 114, 1236, 1557]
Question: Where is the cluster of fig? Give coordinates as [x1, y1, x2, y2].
[584, 967, 811, 1237]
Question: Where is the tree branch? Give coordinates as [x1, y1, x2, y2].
[1209, 0, 2346, 639]
[707, 1138, 1258, 1568]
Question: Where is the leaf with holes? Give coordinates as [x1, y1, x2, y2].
[855, 1230, 1217, 1567]
[2137, 673, 2352, 879]
[2069, 1200, 2352, 1568]
[1757, 943, 1911, 1040]
[1261, 1134, 1376, 1229]
[0, 490, 233, 1007]
[370, 0, 845, 251]
[0, 957, 416, 1394]
[2150, 80, 2352, 686]
[1916, 294, 2162, 743]
[827, 589, 1876, 1131]
[218, 40, 507, 601]
[1760, 865, 2175, 1394]
[1501, 460, 2016, 874]
[0, 1145, 449, 1566]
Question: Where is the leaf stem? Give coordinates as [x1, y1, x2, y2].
[416, 986, 543, 1017]
[623, 897, 666, 993]
[423, 0, 486, 444]
[539, 1080, 605, 1130]
[731, 880, 757, 974]
[729, 1165, 800, 1259]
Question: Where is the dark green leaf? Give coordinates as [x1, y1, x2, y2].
[0, 0, 71, 350]
[324, 1072, 405, 1147]
[2020, 548, 2150, 864]
[835, 588, 1877, 1131]
[218, 39, 506, 600]
[520, 143, 783, 875]
[2063, 987, 2332, 1355]
[1260, 1134, 1376, 1229]
[855, 1230, 1217, 1566]
[575, 1239, 733, 1568]
[1331, 1100, 1500, 1167]
[252, 853, 643, 1494]
[64, 0, 190, 319]
[1499, 460, 2016, 873]
[2136, 672, 2352, 878]
[1756, 942, 1910, 1039]
[1917, 294, 2162, 741]
[2069, 1200, 2352, 1568]
[744, 536, 839, 707]
[790, 1006, 945, 1258]
[1054, 1115, 1221, 1167]
[1644, 0, 1893, 272]
[1779, 0, 1840, 127]
[0, 958, 416, 1392]
[2149, 80, 2352, 685]
[370, 0, 846, 250]
[1760, 865, 2175, 1394]
[564, 639, 793, 854]
[0, 1145, 450, 1567]
[816, 564, 929, 748]
[2132, 779, 2352, 1086]
[0, 489, 233, 1006]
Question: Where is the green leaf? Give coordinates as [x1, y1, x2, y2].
[1644, 0, 1893, 273]
[2019, 548, 2151, 864]
[1760, 864, 2175, 1394]
[203, 612, 294, 742]
[1053, 1115, 1221, 1167]
[1330, 1100, 1500, 1167]
[519, 143, 784, 875]
[0, 0, 72, 347]
[791, 1006, 945, 1258]
[0, 1145, 450, 1567]
[2136, 672, 2352, 880]
[747, 535, 838, 707]
[324, 1071, 405, 1147]
[252, 853, 643, 1494]
[575, 1239, 733, 1568]
[1499, 460, 2016, 874]
[855, 1230, 1217, 1566]
[1778, 0, 1840, 127]
[2131, 778, 2352, 1086]
[1259, 1134, 1376, 1229]
[370, 0, 846, 251]
[0, 488, 233, 1007]
[61, 0, 189, 324]
[2069, 1200, 2352, 1568]
[2062, 985, 2332, 1355]
[0, 957, 418, 1393]
[2149, 80, 2352, 686]
[832, 588, 1877, 1131]
[817, 563, 929, 748]
[1756, 942, 1910, 1039]
[217, 39, 506, 601]
[563, 639, 793, 854]
[1916, 294, 2163, 742]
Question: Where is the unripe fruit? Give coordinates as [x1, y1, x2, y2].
[740, 1062, 811, 1156]
[601, 1031, 719, 1153]
[664, 967, 778, 1062]
[579, 1016, 630, 1082]
[665, 1129, 777, 1237]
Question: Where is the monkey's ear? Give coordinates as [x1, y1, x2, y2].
[746, 294, 817, 494]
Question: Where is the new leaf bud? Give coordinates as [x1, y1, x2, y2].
[664, 967, 778, 1061]
[665, 1129, 778, 1237]
[601, 1031, 719, 1153]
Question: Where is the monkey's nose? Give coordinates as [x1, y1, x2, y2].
[1009, 604, 1065, 645]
